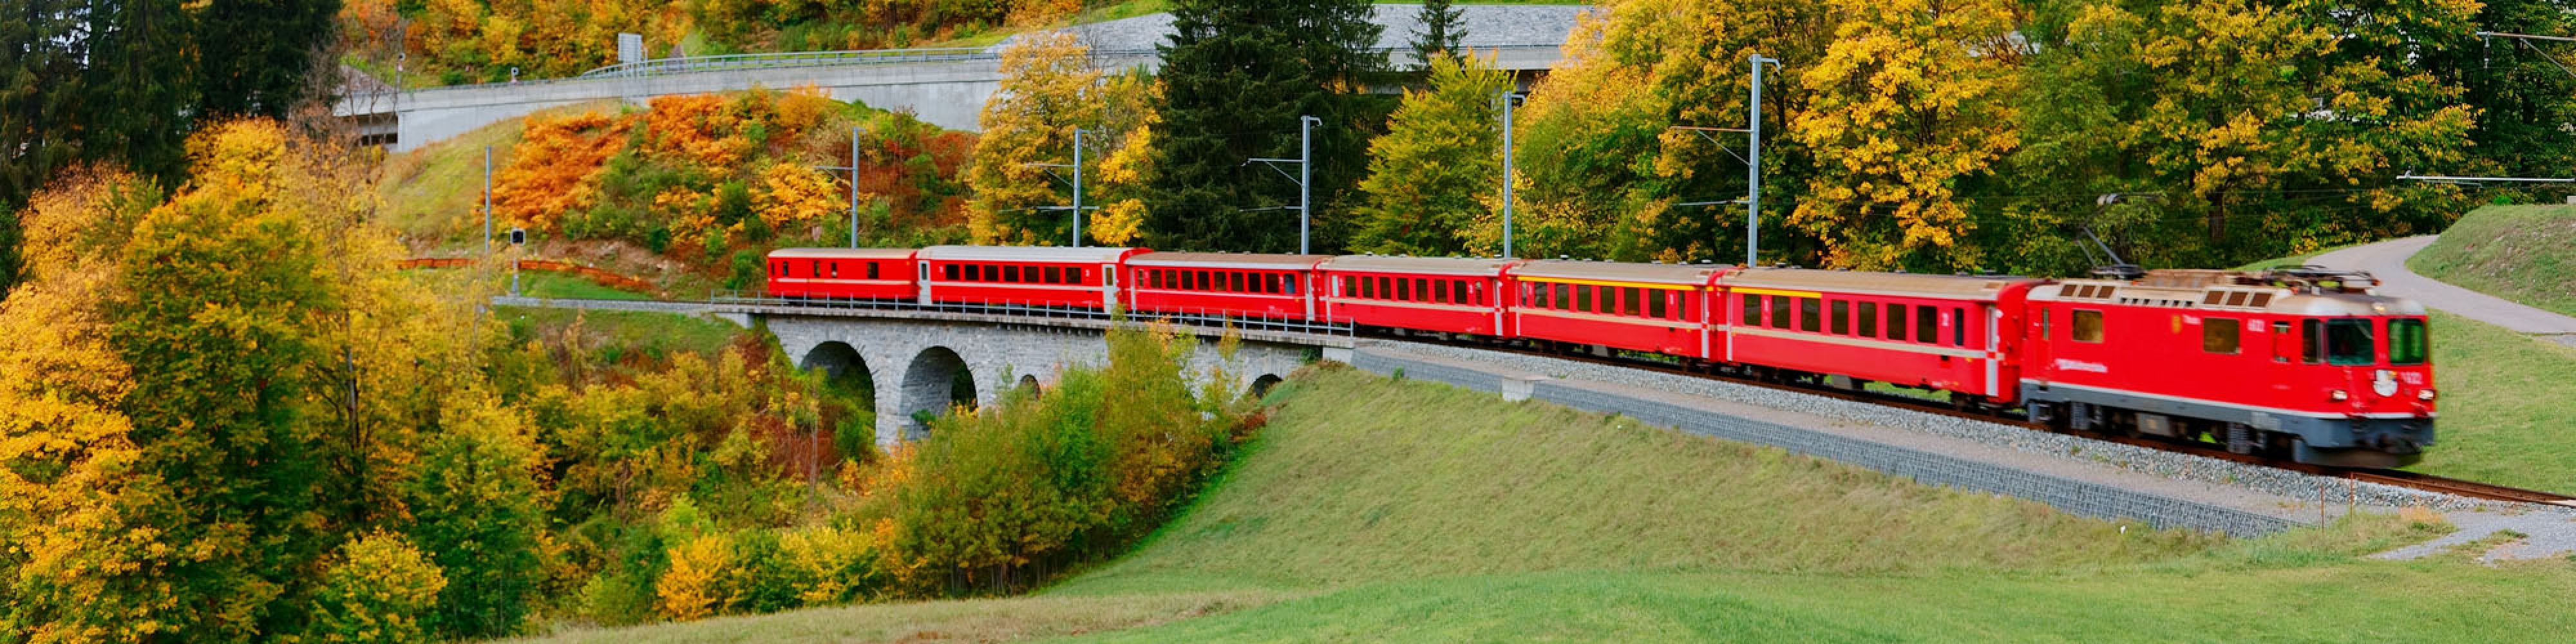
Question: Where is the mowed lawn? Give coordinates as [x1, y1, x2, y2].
[520, 367, 2576, 643]
[2409, 310, 2576, 493]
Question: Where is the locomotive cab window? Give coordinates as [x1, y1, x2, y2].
[2070, 310, 2104, 343]
[2326, 319, 2376, 366]
[2389, 318, 2427, 365]
[2202, 317, 2241, 354]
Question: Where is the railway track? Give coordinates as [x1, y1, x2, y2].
[1368, 329, 2576, 509]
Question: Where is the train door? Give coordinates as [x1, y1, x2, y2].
[917, 261, 933, 305]
[1101, 263, 1120, 308]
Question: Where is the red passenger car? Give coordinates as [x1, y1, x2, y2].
[766, 247, 920, 300]
[917, 245, 1146, 308]
[1716, 269, 2041, 402]
[1124, 252, 1328, 321]
[1320, 256, 1518, 336]
[1507, 260, 1730, 359]
[2020, 269, 2435, 467]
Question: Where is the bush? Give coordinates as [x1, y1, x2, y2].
[301, 533, 449, 644]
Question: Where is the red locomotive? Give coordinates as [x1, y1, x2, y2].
[766, 246, 2435, 467]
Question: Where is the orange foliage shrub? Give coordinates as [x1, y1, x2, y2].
[495, 110, 635, 231]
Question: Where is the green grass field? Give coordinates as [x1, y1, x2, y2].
[497, 307, 746, 359]
[2409, 205, 2576, 319]
[2408, 310, 2576, 493]
[518, 367, 2576, 643]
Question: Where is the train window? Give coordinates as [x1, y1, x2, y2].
[2325, 319, 2376, 366]
[830, 263, 840, 278]
[1740, 294, 1760, 325]
[1394, 278, 1409, 301]
[1577, 284, 1595, 312]
[2070, 310, 2103, 343]
[943, 264, 960, 280]
[1858, 301, 1879, 337]
[1003, 265, 1019, 282]
[2271, 321, 2296, 362]
[1830, 300, 1850, 335]
[1052, 267, 1067, 284]
[1915, 306, 1938, 343]
[2389, 319, 2427, 365]
[1800, 298, 1821, 332]
[868, 263, 882, 279]
[2202, 317, 2241, 354]
[1287, 276, 1300, 296]
[1770, 296, 1793, 330]
[1888, 303, 1909, 340]
[1551, 283, 1567, 310]
[1376, 276, 1390, 299]
[1650, 290, 1670, 319]
[1071, 267, 1084, 283]
[1953, 308, 1966, 346]
[2038, 308, 2050, 340]
[2300, 319, 2324, 363]
[1410, 278, 1425, 302]
[964, 264, 981, 281]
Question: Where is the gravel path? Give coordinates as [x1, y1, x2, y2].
[2372, 509, 2576, 562]
[2309, 236, 2576, 337]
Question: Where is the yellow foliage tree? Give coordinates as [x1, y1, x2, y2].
[299, 533, 449, 643]
[753, 161, 849, 242]
[1789, 0, 2025, 270]
[656, 533, 736, 621]
[967, 32, 1157, 246]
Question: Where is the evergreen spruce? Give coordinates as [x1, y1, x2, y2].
[1410, 0, 1468, 66]
[196, 0, 345, 118]
[0, 0, 88, 289]
[1146, 0, 1389, 254]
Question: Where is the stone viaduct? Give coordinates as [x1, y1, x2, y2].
[498, 297, 1336, 447]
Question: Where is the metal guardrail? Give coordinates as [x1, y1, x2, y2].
[572, 44, 1562, 81]
[706, 293, 1359, 339]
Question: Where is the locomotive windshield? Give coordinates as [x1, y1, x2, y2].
[2389, 318, 2428, 365]
[2325, 319, 2376, 366]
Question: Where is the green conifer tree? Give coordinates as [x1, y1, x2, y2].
[1410, 0, 1468, 66]
[195, 0, 343, 118]
[1146, 0, 1388, 253]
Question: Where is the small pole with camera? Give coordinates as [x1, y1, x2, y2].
[509, 227, 527, 296]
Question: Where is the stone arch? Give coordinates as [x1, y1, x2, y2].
[900, 346, 978, 439]
[1017, 374, 1042, 395]
[1249, 374, 1284, 399]
[801, 341, 876, 399]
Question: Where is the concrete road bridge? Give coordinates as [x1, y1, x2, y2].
[341, 5, 1593, 151]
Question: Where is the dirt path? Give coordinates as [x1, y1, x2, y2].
[2309, 236, 2576, 338]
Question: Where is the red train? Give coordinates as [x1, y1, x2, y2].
[770, 246, 2435, 468]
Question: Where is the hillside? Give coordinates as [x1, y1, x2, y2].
[2409, 204, 2576, 319]
[528, 366, 2576, 643]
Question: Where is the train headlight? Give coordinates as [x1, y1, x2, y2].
[2329, 389, 2349, 402]
[2418, 389, 2437, 401]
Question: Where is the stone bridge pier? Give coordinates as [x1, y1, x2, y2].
[764, 316, 1310, 447]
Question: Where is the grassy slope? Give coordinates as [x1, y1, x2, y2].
[521, 367, 2576, 643]
[381, 100, 625, 245]
[2410, 310, 2576, 493]
[497, 307, 744, 358]
[2409, 204, 2576, 318]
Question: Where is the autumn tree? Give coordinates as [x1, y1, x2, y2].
[1790, 0, 2025, 271]
[2002, 0, 2476, 271]
[967, 32, 1158, 247]
[299, 533, 448, 644]
[1510, 0, 1839, 262]
[402, 397, 552, 639]
[1352, 52, 1511, 256]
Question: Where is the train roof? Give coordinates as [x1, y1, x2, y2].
[1718, 267, 2039, 301]
[2034, 279, 2429, 317]
[918, 245, 1142, 263]
[769, 247, 918, 260]
[1510, 260, 1732, 287]
[1319, 254, 1520, 276]
[1129, 252, 1328, 270]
